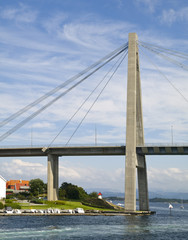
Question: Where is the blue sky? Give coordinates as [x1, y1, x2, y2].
[0, 0, 188, 194]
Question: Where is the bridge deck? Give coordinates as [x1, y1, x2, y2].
[0, 145, 187, 157]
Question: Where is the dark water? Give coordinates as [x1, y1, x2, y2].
[0, 202, 188, 239]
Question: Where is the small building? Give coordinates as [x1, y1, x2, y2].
[6, 179, 30, 195]
[0, 175, 6, 199]
[98, 192, 102, 199]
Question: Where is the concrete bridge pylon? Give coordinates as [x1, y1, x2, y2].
[47, 154, 59, 201]
[46, 33, 149, 207]
[125, 33, 149, 211]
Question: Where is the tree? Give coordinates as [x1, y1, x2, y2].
[78, 187, 88, 199]
[59, 182, 88, 200]
[89, 192, 98, 198]
[29, 178, 45, 197]
[66, 185, 80, 199]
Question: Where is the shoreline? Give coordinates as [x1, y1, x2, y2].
[0, 211, 156, 216]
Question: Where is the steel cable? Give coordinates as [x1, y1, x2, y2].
[139, 46, 188, 104]
[138, 41, 188, 60]
[0, 46, 128, 142]
[47, 49, 128, 147]
[138, 43, 188, 71]
[0, 42, 128, 128]
[65, 50, 128, 146]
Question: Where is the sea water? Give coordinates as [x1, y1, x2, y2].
[0, 202, 188, 239]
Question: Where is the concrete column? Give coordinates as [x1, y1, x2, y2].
[125, 32, 149, 211]
[135, 39, 149, 211]
[137, 155, 149, 211]
[47, 154, 59, 201]
[125, 33, 137, 211]
[53, 155, 59, 201]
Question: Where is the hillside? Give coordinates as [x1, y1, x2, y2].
[82, 198, 115, 209]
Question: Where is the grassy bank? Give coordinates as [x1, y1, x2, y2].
[18, 200, 116, 212]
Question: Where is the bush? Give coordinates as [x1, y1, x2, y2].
[17, 192, 31, 200]
[6, 194, 15, 199]
[5, 203, 21, 209]
[30, 199, 44, 204]
[89, 192, 98, 198]
[6, 192, 32, 200]
[5, 199, 14, 203]
[0, 202, 4, 209]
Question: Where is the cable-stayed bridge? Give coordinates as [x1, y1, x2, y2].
[0, 33, 188, 212]
[0, 144, 188, 157]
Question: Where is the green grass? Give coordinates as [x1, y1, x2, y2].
[19, 200, 114, 211]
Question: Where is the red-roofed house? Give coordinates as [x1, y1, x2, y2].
[6, 179, 30, 195]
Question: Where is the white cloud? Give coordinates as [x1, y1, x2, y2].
[59, 163, 125, 191]
[1, 159, 46, 180]
[42, 13, 68, 35]
[12, 159, 43, 167]
[59, 165, 81, 179]
[0, 158, 125, 191]
[2, 158, 188, 193]
[32, 122, 55, 129]
[148, 167, 188, 192]
[134, 0, 160, 13]
[159, 7, 188, 25]
[0, 3, 38, 23]
[60, 20, 133, 51]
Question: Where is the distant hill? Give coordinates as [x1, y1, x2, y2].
[149, 191, 188, 200]
[150, 198, 188, 203]
[86, 188, 188, 200]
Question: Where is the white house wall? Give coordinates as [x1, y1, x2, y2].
[0, 176, 6, 199]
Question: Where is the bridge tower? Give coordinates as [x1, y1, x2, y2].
[125, 33, 149, 211]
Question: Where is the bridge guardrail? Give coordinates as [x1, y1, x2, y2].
[0, 142, 187, 149]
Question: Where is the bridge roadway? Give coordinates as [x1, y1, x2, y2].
[0, 144, 188, 157]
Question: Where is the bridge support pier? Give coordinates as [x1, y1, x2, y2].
[125, 32, 149, 211]
[137, 155, 149, 211]
[47, 154, 59, 201]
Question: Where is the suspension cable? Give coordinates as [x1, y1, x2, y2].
[138, 40, 188, 60]
[0, 42, 128, 128]
[47, 49, 128, 147]
[138, 43, 188, 71]
[0, 46, 128, 142]
[139, 46, 188, 104]
[65, 50, 128, 146]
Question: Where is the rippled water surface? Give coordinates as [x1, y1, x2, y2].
[0, 202, 188, 239]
